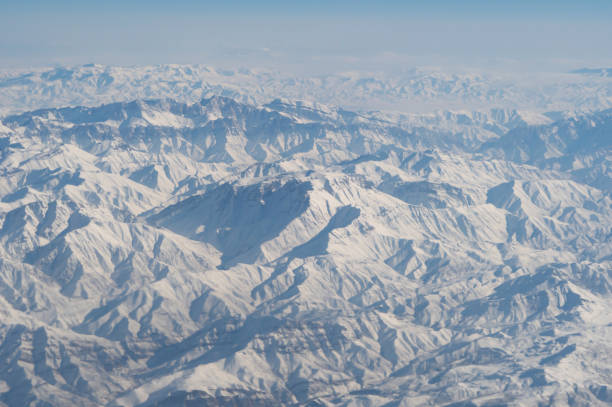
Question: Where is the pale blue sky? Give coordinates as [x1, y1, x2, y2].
[1, 0, 611, 72]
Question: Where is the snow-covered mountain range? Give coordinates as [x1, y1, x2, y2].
[0, 66, 611, 406]
[2, 64, 612, 116]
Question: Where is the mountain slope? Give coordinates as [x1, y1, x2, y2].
[0, 97, 611, 406]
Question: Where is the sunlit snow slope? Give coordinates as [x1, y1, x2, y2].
[0, 90, 611, 406]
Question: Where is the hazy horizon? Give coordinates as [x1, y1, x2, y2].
[2, 0, 612, 74]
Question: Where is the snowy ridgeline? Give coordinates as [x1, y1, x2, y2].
[1, 64, 612, 116]
[0, 82, 611, 406]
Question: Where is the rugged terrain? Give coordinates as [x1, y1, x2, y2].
[0, 66, 611, 406]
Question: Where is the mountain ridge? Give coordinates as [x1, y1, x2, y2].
[0, 94, 611, 406]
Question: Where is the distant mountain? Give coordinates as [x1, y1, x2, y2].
[0, 96, 611, 406]
[2, 64, 612, 116]
[571, 68, 612, 77]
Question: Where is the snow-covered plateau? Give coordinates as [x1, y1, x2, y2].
[0, 65, 611, 406]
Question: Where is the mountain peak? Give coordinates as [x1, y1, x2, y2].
[0, 66, 612, 406]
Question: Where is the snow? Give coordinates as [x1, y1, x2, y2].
[0, 68, 611, 406]
[1, 64, 612, 117]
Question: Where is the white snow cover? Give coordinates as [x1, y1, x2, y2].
[0, 68, 611, 406]
[1, 64, 612, 116]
